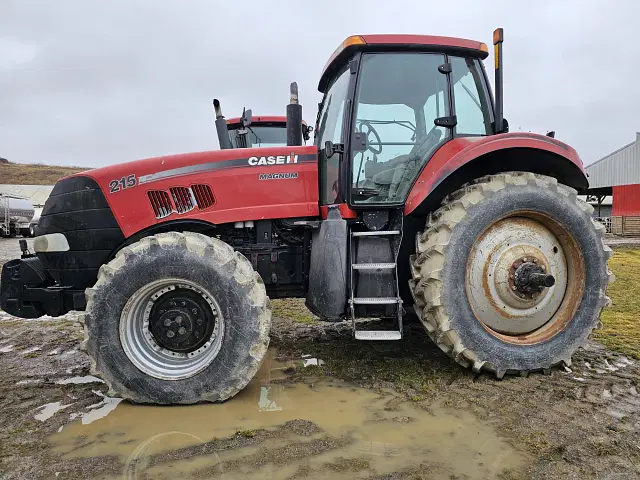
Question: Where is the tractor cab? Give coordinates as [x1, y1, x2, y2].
[314, 35, 497, 208]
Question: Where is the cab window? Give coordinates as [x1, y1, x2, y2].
[450, 56, 492, 135]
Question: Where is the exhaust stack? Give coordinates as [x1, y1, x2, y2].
[492, 28, 505, 134]
[286, 82, 303, 146]
[213, 99, 233, 149]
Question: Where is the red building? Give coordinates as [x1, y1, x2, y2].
[586, 133, 640, 236]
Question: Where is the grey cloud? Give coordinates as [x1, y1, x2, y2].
[0, 0, 637, 167]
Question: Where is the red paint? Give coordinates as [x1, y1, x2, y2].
[361, 34, 486, 54]
[405, 133, 585, 215]
[320, 204, 357, 219]
[75, 146, 319, 238]
[225, 116, 307, 126]
[226, 116, 285, 125]
[612, 184, 640, 215]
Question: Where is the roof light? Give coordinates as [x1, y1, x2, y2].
[321, 36, 366, 81]
[343, 35, 366, 48]
[479, 43, 489, 53]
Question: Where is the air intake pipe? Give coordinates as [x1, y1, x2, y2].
[286, 82, 303, 147]
[213, 99, 233, 150]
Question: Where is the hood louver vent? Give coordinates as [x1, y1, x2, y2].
[191, 184, 215, 210]
[147, 184, 214, 220]
[148, 190, 172, 219]
[169, 187, 195, 214]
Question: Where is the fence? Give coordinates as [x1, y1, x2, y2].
[611, 216, 640, 236]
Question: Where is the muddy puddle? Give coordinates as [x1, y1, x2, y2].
[49, 349, 527, 479]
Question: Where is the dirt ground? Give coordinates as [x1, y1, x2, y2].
[0, 237, 639, 480]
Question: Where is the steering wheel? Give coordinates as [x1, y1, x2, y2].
[358, 120, 383, 155]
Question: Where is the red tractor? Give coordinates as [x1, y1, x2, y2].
[213, 97, 312, 150]
[1, 30, 612, 404]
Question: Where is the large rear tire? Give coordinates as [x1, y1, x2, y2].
[82, 231, 271, 404]
[410, 172, 613, 378]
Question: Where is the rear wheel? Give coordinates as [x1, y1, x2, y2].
[20, 228, 30, 237]
[410, 172, 613, 378]
[82, 231, 271, 404]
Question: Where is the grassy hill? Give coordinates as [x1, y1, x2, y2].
[0, 162, 88, 185]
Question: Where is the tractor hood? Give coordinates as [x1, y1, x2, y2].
[66, 146, 319, 238]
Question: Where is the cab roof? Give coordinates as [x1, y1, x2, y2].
[226, 116, 307, 126]
[318, 34, 489, 92]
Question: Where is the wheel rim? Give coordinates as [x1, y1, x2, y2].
[466, 212, 585, 345]
[120, 278, 224, 380]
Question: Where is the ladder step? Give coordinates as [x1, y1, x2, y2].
[351, 297, 400, 305]
[355, 331, 402, 341]
[352, 263, 396, 270]
[351, 230, 400, 237]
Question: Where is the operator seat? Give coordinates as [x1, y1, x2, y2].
[367, 127, 442, 198]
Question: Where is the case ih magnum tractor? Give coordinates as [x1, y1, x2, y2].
[1, 30, 612, 404]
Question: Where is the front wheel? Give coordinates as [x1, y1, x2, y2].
[82, 231, 271, 404]
[410, 172, 613, 378]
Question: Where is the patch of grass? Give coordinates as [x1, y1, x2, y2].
[522, 430, 551, 455]
[235, 429, 258, 438]
[271, 298, 317, 324]
[0, 162, 88, 185]
[594, 248, 640, 359]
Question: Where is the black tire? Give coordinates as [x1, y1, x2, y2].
[20, 228, 30, 238]
[81, 231, 271, 404]
[410, 172, 613, 378]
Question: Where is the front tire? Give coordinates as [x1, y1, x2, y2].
[410, 172, 613, 378]
[82, 231, 271, 404]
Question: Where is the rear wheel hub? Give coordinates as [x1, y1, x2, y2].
[466, 216, 568, 335]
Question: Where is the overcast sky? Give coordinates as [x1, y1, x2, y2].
[1, 0, 637, 168]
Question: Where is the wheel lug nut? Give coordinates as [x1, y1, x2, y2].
[196, 318, 203, 325]
[164, 319, 172, 327]
[181, 301, 186, 306]
[176, 316, 183, 324]
[195, 331, 200, 337]
[192, 308, 198, 314]
[178, 327, 187, 335]
[166, 331, 175, 338]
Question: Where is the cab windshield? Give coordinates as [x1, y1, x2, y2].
[351, 52, 490, 204]
[228, 124, 287, 148]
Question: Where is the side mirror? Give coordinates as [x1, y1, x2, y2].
[325, 141, 336, 158]
[303, 125, 313, 142]
[241, 108, 253, 127]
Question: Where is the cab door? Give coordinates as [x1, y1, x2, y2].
[315, 65, 353, 206]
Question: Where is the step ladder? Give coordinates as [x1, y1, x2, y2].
[348, 228, 403, 340]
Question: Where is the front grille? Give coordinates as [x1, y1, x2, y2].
[148, 190, 173, 219]
[191, 184, 215, 210]
[170, 187, 195, 214]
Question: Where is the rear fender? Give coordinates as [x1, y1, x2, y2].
[405, 133, 588, 216]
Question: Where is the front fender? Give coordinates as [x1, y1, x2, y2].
[405, 133, 588, 215]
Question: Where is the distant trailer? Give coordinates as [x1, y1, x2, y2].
[0, 193, 35, 237]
